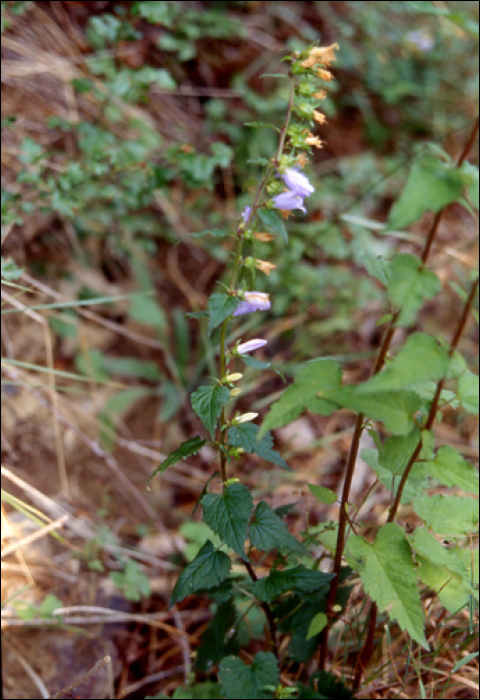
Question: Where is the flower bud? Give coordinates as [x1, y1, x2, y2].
[230, 388, 242, 397]
[237, 339, 267, 355]
[236, 412, 259, 424]
[225, 372, 243, 383]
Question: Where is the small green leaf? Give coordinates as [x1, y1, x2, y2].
[415, 547, 478, 613]
[201, 483, 254, 560]
[346, 523, 428, 648]
[207, 293, 240, 334]
[240, 355, 271, 370]
[260, 359, 342, 437]
[424, 446, 479, 495]
[249, 501, 306, 555]
[306, 612, 328, 640]
[258, 209, 288, 243]
[307, 483, 337, 505]
[228, 423, 290, 471]
[458, 369, 479, 414]
[387, 254, 441, 327]
[170, 540, 231, 607]
[413, 494, 479, 535]
[148, 437, 207, 484]
[191, 383, 231, 437]
[388, 154, 465, 229]
[253, 565, 333, 603]
[218, 652, 279, 700]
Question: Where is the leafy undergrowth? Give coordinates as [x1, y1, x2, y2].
[1, 1, 479, 699]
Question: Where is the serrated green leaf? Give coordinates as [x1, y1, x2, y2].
[191, 383, 231, 437]
[307, 483, 337, 505]
[228, 423, 290, 471]
[387, 254, 441, 327]
[388, 154, 465, 229]
[306, 612, 328, 640]
[413, 494, 479, 535]
[258, 209, 288, 243]
[409, 529, 468, 579]
[148, 436, 207, 484]
[170, 540, 231, 607]
[358, 333, 450, 393]
[424, 446, 479, 495]
[218, 652, 279, 700]
[201, 483, 253, 560]
[249, 501, 306, 555]
[207, 293, 240, 334]
[260, 359, 342, 437]
[346, 523, 427, 648]
[415, 548, 478, 613]
[326, 385, 420, 435]
[458, 369, 479, 414]
[253, 565, 334, 603]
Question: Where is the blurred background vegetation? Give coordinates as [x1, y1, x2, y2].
[1, 1, 478, 698]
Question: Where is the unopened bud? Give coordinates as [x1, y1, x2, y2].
[236, 412, 259, 424]
[225, 372, 243, 383]
[230, 388, 242, 397]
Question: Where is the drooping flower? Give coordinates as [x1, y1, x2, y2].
[272, 190, 307, 214]
[282, 168, 314, 197]
[313, 90, 327, 101]
[237, 339, 268, 354]
[316, 69, 333, 82]
[309, 43, 339, 66]
[233, 291, 271, 317]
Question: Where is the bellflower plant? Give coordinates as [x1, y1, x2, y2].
[147, 43, 340, 697]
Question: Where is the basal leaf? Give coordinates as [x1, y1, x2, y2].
[260, 359, 342, 437]
[424, 446, 479, 495]
[346, 523, 428, 648]
[413, 494, 479, 535]
[388, 154, 465, 229]
[253, 565, 334, 603]
[249, 501, 306, 555]
[228, 423, 290, 471]
[218, 652, 279, 700]
[201, 483, 254, 560]
[148, 436, 207, 484]
[207, 293, 240, 334]
[458, 369, 479, 414]
[258, 208, 288, 243]
[387, 254, 441, 327]
[170, 540, 231, 607]
[191, 383, 231, 437]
